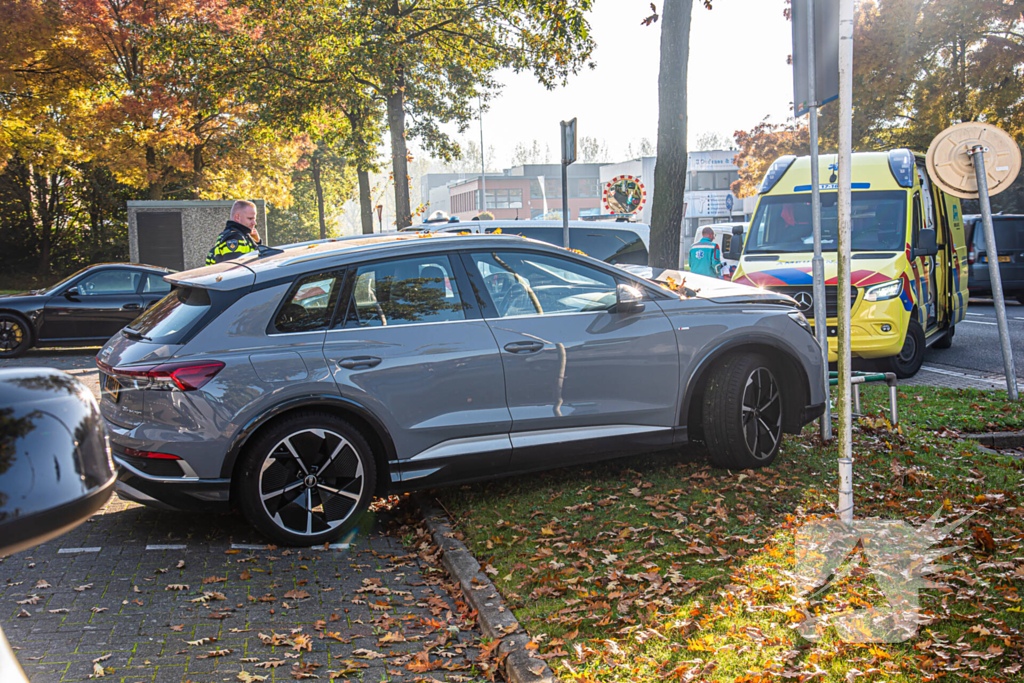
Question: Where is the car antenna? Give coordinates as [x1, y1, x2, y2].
[257, 243, 283, 258]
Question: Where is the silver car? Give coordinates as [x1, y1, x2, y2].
[97, 233, 825, 545]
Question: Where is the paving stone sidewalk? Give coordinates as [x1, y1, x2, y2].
[1, 498, 484, 682]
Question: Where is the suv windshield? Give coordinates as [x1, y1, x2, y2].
[747, 191, 908, 253]
[127, 286, 210, 343]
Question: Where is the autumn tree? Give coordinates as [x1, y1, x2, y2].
[730, 118, 809, 198]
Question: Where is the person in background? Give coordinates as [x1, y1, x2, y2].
[206, 200, 261, 265]
[688, 226, 724, 277]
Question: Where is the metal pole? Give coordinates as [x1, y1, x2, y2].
[479, 95, 486, 215]
[560, 121, 570, 248]
[806, 0, 832, 441]
[836, 0, 854, 524]
[971, 145, 1019, 400]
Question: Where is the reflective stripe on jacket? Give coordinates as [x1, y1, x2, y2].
[206, 223, 258, 265]
[688, 237, 723, 277]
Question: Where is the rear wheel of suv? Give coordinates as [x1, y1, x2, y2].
[0, 313, 32, 358]
[237, 412, 376, 546]
[702, 354, 784, 470]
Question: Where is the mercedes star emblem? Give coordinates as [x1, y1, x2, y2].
[793, 291, 814, 312]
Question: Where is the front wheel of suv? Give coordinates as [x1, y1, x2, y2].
[237, 412, 376, 546]
[702, 353, 784, 470]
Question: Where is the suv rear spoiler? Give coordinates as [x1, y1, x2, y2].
[164, 260, 256, 292]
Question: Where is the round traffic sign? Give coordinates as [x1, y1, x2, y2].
[926, 122, 1021, 199]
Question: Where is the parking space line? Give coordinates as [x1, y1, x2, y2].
[230, 543, 266, 550]
[146, 544, 187, 550]
[57, 547, 102, 554]
[962, 320, 997, 326]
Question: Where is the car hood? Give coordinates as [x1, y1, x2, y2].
[620, 265, 797, 306]
[0, 292, 43, 304]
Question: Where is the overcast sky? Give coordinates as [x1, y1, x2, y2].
[469, 0, 797, 167]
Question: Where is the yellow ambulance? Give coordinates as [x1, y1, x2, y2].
[730, 150, 968, 377]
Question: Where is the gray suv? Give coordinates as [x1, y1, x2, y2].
[97, 233, 825, 545]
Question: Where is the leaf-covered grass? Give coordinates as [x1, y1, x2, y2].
[434, 389, 1024, 682]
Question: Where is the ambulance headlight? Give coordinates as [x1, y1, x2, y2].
[864, 279, 903, 302]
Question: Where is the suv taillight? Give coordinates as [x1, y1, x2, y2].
[968, 243, 977, 265]
[98, 360, 224, 391]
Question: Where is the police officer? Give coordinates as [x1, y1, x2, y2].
[206, 200, 261, 265]
[688, 227, 724, 277]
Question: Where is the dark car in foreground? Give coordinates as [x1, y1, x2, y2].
[966, 214, 1024, 303]
[96, 232, 826, 546]
[0, 368, 115, 681]
[0, 263, 174, 358]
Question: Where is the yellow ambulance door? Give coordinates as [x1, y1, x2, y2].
[918, 164, 948, 326]
[910, 192, 936, 329]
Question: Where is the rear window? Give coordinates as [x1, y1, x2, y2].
[569, 229, 648, 265]
[126, 287, 211, 343]
[970, 218, 1024, 250]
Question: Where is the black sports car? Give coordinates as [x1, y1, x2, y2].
[0, 263, 174, 358]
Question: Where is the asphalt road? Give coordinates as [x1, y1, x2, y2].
[924, 299, 1024, 380]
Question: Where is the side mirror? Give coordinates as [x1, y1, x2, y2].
[914, 229, 938, 259]
[728, 225, 744, 260]
[65, 287, 79, 298]
[615, 283, 644, 313]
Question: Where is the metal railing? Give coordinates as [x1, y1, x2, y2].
[829, 371, 899, 425]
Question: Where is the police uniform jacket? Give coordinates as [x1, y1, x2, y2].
[206, 221, 258, 265]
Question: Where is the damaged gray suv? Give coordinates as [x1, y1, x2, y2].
[97, 233, 825, 545]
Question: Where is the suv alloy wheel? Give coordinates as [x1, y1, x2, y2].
[702, 354, 784, 469]
[237, 412, 376, 546]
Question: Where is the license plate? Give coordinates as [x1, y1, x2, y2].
[999, 255, 1012, 262]
[104, 374, 121, 403]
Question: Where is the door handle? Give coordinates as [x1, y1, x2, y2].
[122, 303, 142, 310]
[503, 341, 544, 354]
[337, 356, 382, 370]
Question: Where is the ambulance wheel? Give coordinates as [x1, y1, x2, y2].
[887, 320, 925, 378]
[702, 353, 783, 470]
[932, 324, 954, 349]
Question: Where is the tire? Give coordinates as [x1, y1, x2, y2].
[932, 324, 954, 349]
[237, 412, 377, 546]
[0, 313, 33, 358]
[702, 353, 784, 470]
[886, 319, 925, 378]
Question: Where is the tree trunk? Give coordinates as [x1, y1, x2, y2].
[648, 0, 693, 269]
[146, 145, 163, 200]
[386, 82, 412, 229]
[311, 155, 327, 239]
[32, 169, 52, 275]
[358, 167, 374, 235]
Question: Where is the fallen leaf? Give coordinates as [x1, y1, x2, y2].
[203, 576, 227, 584]
[165, 584, 189, 591]
[34, 579, 51, 590]
[90, 662, 105, 678]
[92, 654, 112, 664]
[353, 648, 387, 659]
[91, 607, 107, 613]
[237, 672, 268, 683]
[16, 609, 30, 618]
[170, 625, 184, 632]
[176, 560, 185, 568]
[187, 637, 216, 646]
[283, 589, 310, 600]
[48, 608, 69, 614]
[197, 649, 232, 659]
[255, 660, 287, 669]
[16, 595, 41, 605]
[74, 584, 93, 592]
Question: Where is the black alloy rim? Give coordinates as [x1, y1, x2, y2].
[0, 319, 25, 352]
[741, 367, 782, 460]
[258, 428, 364, 537]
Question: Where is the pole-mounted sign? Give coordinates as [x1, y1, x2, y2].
[926, 122, 1022, 400]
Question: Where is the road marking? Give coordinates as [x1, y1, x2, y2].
[967, 312, 984, 316]
[58, 547, 101, 554]
[313, 543, 350, 550]
[146, 544, 187, 551]
[919, 366, 988, 380]
[962, 320, 997, 326]
[230, 543, 267, 550]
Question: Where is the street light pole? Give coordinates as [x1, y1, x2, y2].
[806, 0, 831, 441]
[836, 0, 855, 524]
[479, 94, 486, 215]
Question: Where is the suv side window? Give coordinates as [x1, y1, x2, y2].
[569, 229, 648, 265]
[339, 255, 466, 328]
[470, 251, 617, 318]
[273, 271, 343, 334]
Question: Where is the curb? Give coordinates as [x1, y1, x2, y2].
[964, 431, 1024, 449]
[417, 495, 560, 683]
